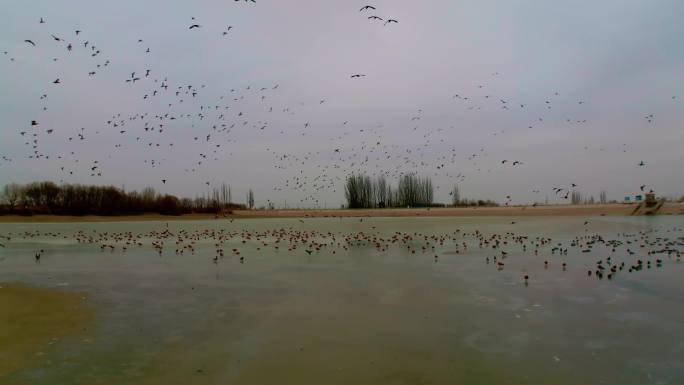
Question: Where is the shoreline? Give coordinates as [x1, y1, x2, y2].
[0, 203, 682, 223]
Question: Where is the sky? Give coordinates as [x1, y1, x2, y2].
[1, 0, 683, 208]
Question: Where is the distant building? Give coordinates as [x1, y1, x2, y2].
[625, 191, 657, 205]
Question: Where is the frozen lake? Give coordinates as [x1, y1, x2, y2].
[1, 216, 683, 385]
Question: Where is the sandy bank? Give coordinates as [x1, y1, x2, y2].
[0, 203, 682, 223]
[0, 283, 93, 377]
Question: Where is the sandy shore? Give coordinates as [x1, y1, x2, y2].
[0, 203, 682, 223]
[0, 283, 93, 377]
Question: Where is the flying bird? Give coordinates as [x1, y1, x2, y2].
[359, 5, 376, 11]
[368, 16, 383, 21]
[189, 24, 201, 29]
[384, 19, 399, 25]
[350, 74, 366, 78]
[24, 39, 36, 46]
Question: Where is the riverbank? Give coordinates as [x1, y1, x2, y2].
[0, 203, 682, 223]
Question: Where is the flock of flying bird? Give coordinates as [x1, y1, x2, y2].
[359, 5, 399, 26]
[1, 5, 683, 308]
[0, 3, 677, 206]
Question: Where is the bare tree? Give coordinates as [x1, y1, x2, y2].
[220, 183, 228, 207]
[247, 189, 255, 209]
[2, 183, 22, 211]
[571, 190, 583, 205]
[451, 185, 461, 206]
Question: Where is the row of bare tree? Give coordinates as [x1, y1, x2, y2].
[344, 174, 435, 208]
[450, 185, 499, 207]
[0, 181, 249, 216]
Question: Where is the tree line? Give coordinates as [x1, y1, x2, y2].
[571, 190, 609, 205]
[344, 174, 436, 208]
[0, 181, 249, 216]
[450, 185, 499, 207]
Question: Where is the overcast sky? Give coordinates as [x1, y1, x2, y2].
[1, 0, 683, 207]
